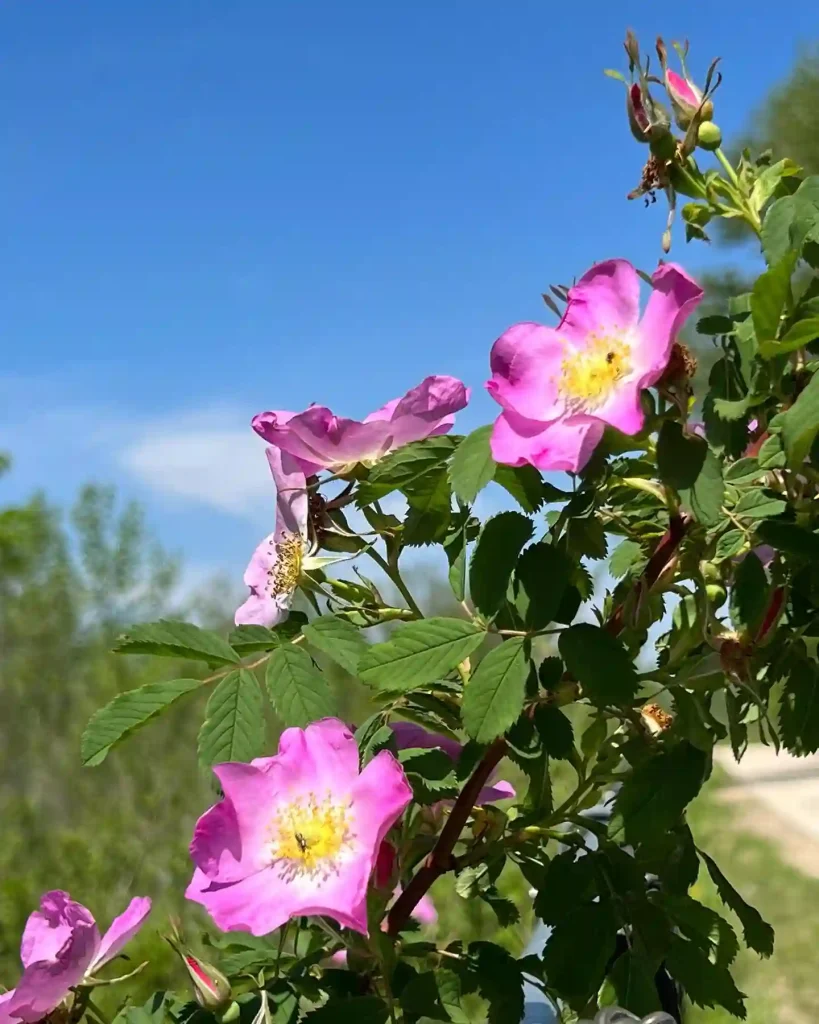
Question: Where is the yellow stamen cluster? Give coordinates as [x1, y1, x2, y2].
[270, 534, 303, 595]
[559, 333, 631, 411]
[269, 793, 352, 879]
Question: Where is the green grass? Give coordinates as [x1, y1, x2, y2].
[685, 767, 819, 1024]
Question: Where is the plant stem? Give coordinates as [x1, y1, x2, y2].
[714, 147, 739, 188]
[366, 548, 423, 618]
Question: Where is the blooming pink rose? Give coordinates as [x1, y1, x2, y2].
[251, 376, 469, 473]
[486, 259, 703, 473]
[0, 892, 151, 1024]
[390, 721, 515, 805]
[186, 719, 413, 937]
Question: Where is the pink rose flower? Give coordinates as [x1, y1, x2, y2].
[486, 259, 703, 473]
[235, 447, 346, 628]
[0, 892, 151, 1024]
[186, 719, 413, 937]
[251, 376, 469, 473]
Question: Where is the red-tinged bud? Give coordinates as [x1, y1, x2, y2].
[165, 933, 231, 1010]
[656, 37, 716, 130]
[627, 82, 671, 144]
[374, 841, 397, 889]
[755, 586, 787, 646]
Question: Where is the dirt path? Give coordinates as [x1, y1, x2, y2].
[713, 746, 819, 878]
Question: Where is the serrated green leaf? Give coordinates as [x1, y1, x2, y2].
[265, 645, 336, 726]
[542, 900, 619, 1008]
[358, 617, 486, 692]
[756, 519, 819, 558]
[657, 422, 724, 526]
[715, 529, 746, 560]
[731, 551, 768, 636]
[493, 464, 559, 512]
[697, 314, 734, 335]
[609, 539, 645, 579]
[608, 742, 707, 845]
[228, 614, 307, 654]
[403, 469, 452, 545]
[467, 942, 524, 1024]
[356, 436, 459, 505]
[602, 952, 660, 1019]
[469, 511, 534, 616]
[778, 657, 819, 756]
[535, 851, 598, 925]
[724, 457, 761, 484]
[762, 175, 819, 266]
[712, 395, 753, 421]
[782, 369, 819, 468]
[733, 488, 787, 519]
[462, 638, 528, 742]
[399, 747, 459, 803]
[751, 251, 797, 342]
[450, 426, 495, 504]
[665, 935, 746, 1018]
[533, 705, 574, 760]
[82, 677, 202, 766]
[515, 542, 571, 628]
[698, 848, 775, 957]
[759, 316, 819, 358]
[198, 669, 266, 768]
[757, 433, 786, 469]
[443, 511, 471, 601]
[113, 619, 239, 667]
[663, 894, 739, 968]
[303, 614, 368, 675]
[559, 624, 638, 704]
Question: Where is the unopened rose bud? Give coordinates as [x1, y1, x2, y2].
[166, 933, 232, 1010]
[657, 37, 716, 130]
[627, 82, 672, 144]
[697, 121, 722, 151]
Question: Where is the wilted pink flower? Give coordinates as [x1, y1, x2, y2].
[251, 376, 469, 473]
[186, 719, 413, 937]
[486, 259, 703, 473]
[235, 447, 346, 628]
[390, 721, 515, 805]
[0, 892, 151, 1024]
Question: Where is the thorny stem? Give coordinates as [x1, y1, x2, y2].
[387, 512, 693, 935]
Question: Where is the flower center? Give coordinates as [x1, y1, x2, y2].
[559, 333, 631, 412]
[269, 793, 353, 879]
[270, 534, 303, 596]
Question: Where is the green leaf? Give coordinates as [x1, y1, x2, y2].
[724, 457, 761, 484]
[665, 935, 746, 1018]
[403, 470, 452, 545]
[733, 488, 787, 519]
[450, 426, 496, 504]
[782, 369, 819, 468]
[356, 436, 459, 505]
[602, 952, 662, 1020]
[559, 624, 639, 704]
[757, 433, 786, 469]
[762, 175, 819, 266]
[731, 552, 769, 637]
[715, 529, 746, 560]
[698, 848, 775, 957]
[399, 969, 468, 1023]
[469, 511, 534, 617]
[712, 394, 753, 421]
[756, 519, 819, 559]
[541, 900, 619, 1008]
[609, 539, 645, 579]
[399, 747, 459, 803]
[443, 510, 472, 601]
[303, 614, 368, 675]
[533, 705, 574, 760]
[751, 252, 797, 343]
[608, 742, 708, 845]
[302, 997, 389, 1023]
[697, 314, 734, 335]
[535, 850, 598, 925]
[265, 646, 336, 726]
[358, 617, 486, 692]
[113, 619, 239, 667]
[515, 542, 571, 628]
[759, 316, 819, 358]
[656, 421, 724, 526]
[198, 669, 266, 768]
[750, 157, 801, 211]
[462, 638, 528, 743]
[82, 677, 202, 766]
[228, 615, 307, 654]
[467, 943, 524, 1024]
[494, 464, 558, 512]
[779, 658, 819, 756]
[663, 894, 739, 968]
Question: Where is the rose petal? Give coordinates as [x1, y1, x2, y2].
[636, 263, 704, 385]
[89, 898, 151, 973]
[486, 323, 565, 422]
[490, 409, 604, 473]
[558, 259, 641, 342]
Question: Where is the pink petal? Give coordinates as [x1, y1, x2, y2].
[0, 990, 15, 1024]
[89, 898, 151, 973]
[20, 892, 84, 968]
[348, 750, 413, 868]
[254, 406, 392, 470]
[6, 904, 99, 1024]
[558, 260, 641, 343]
[486, 323, 565, 422]
[477, 780, 516, 804]
[490, 410, 604, 473]
[275, 718, 362, 795]
[636, 263, 704, 385]
[389, 721, 462, 763]
[192, 761, 282, 883]
[666, 70, 700, 108]
[594, 380, 645, 436]
[413, 893, 438, 926]
[370, 376, 469, 448]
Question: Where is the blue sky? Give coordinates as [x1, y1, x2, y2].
[1, 0, 817, 590]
